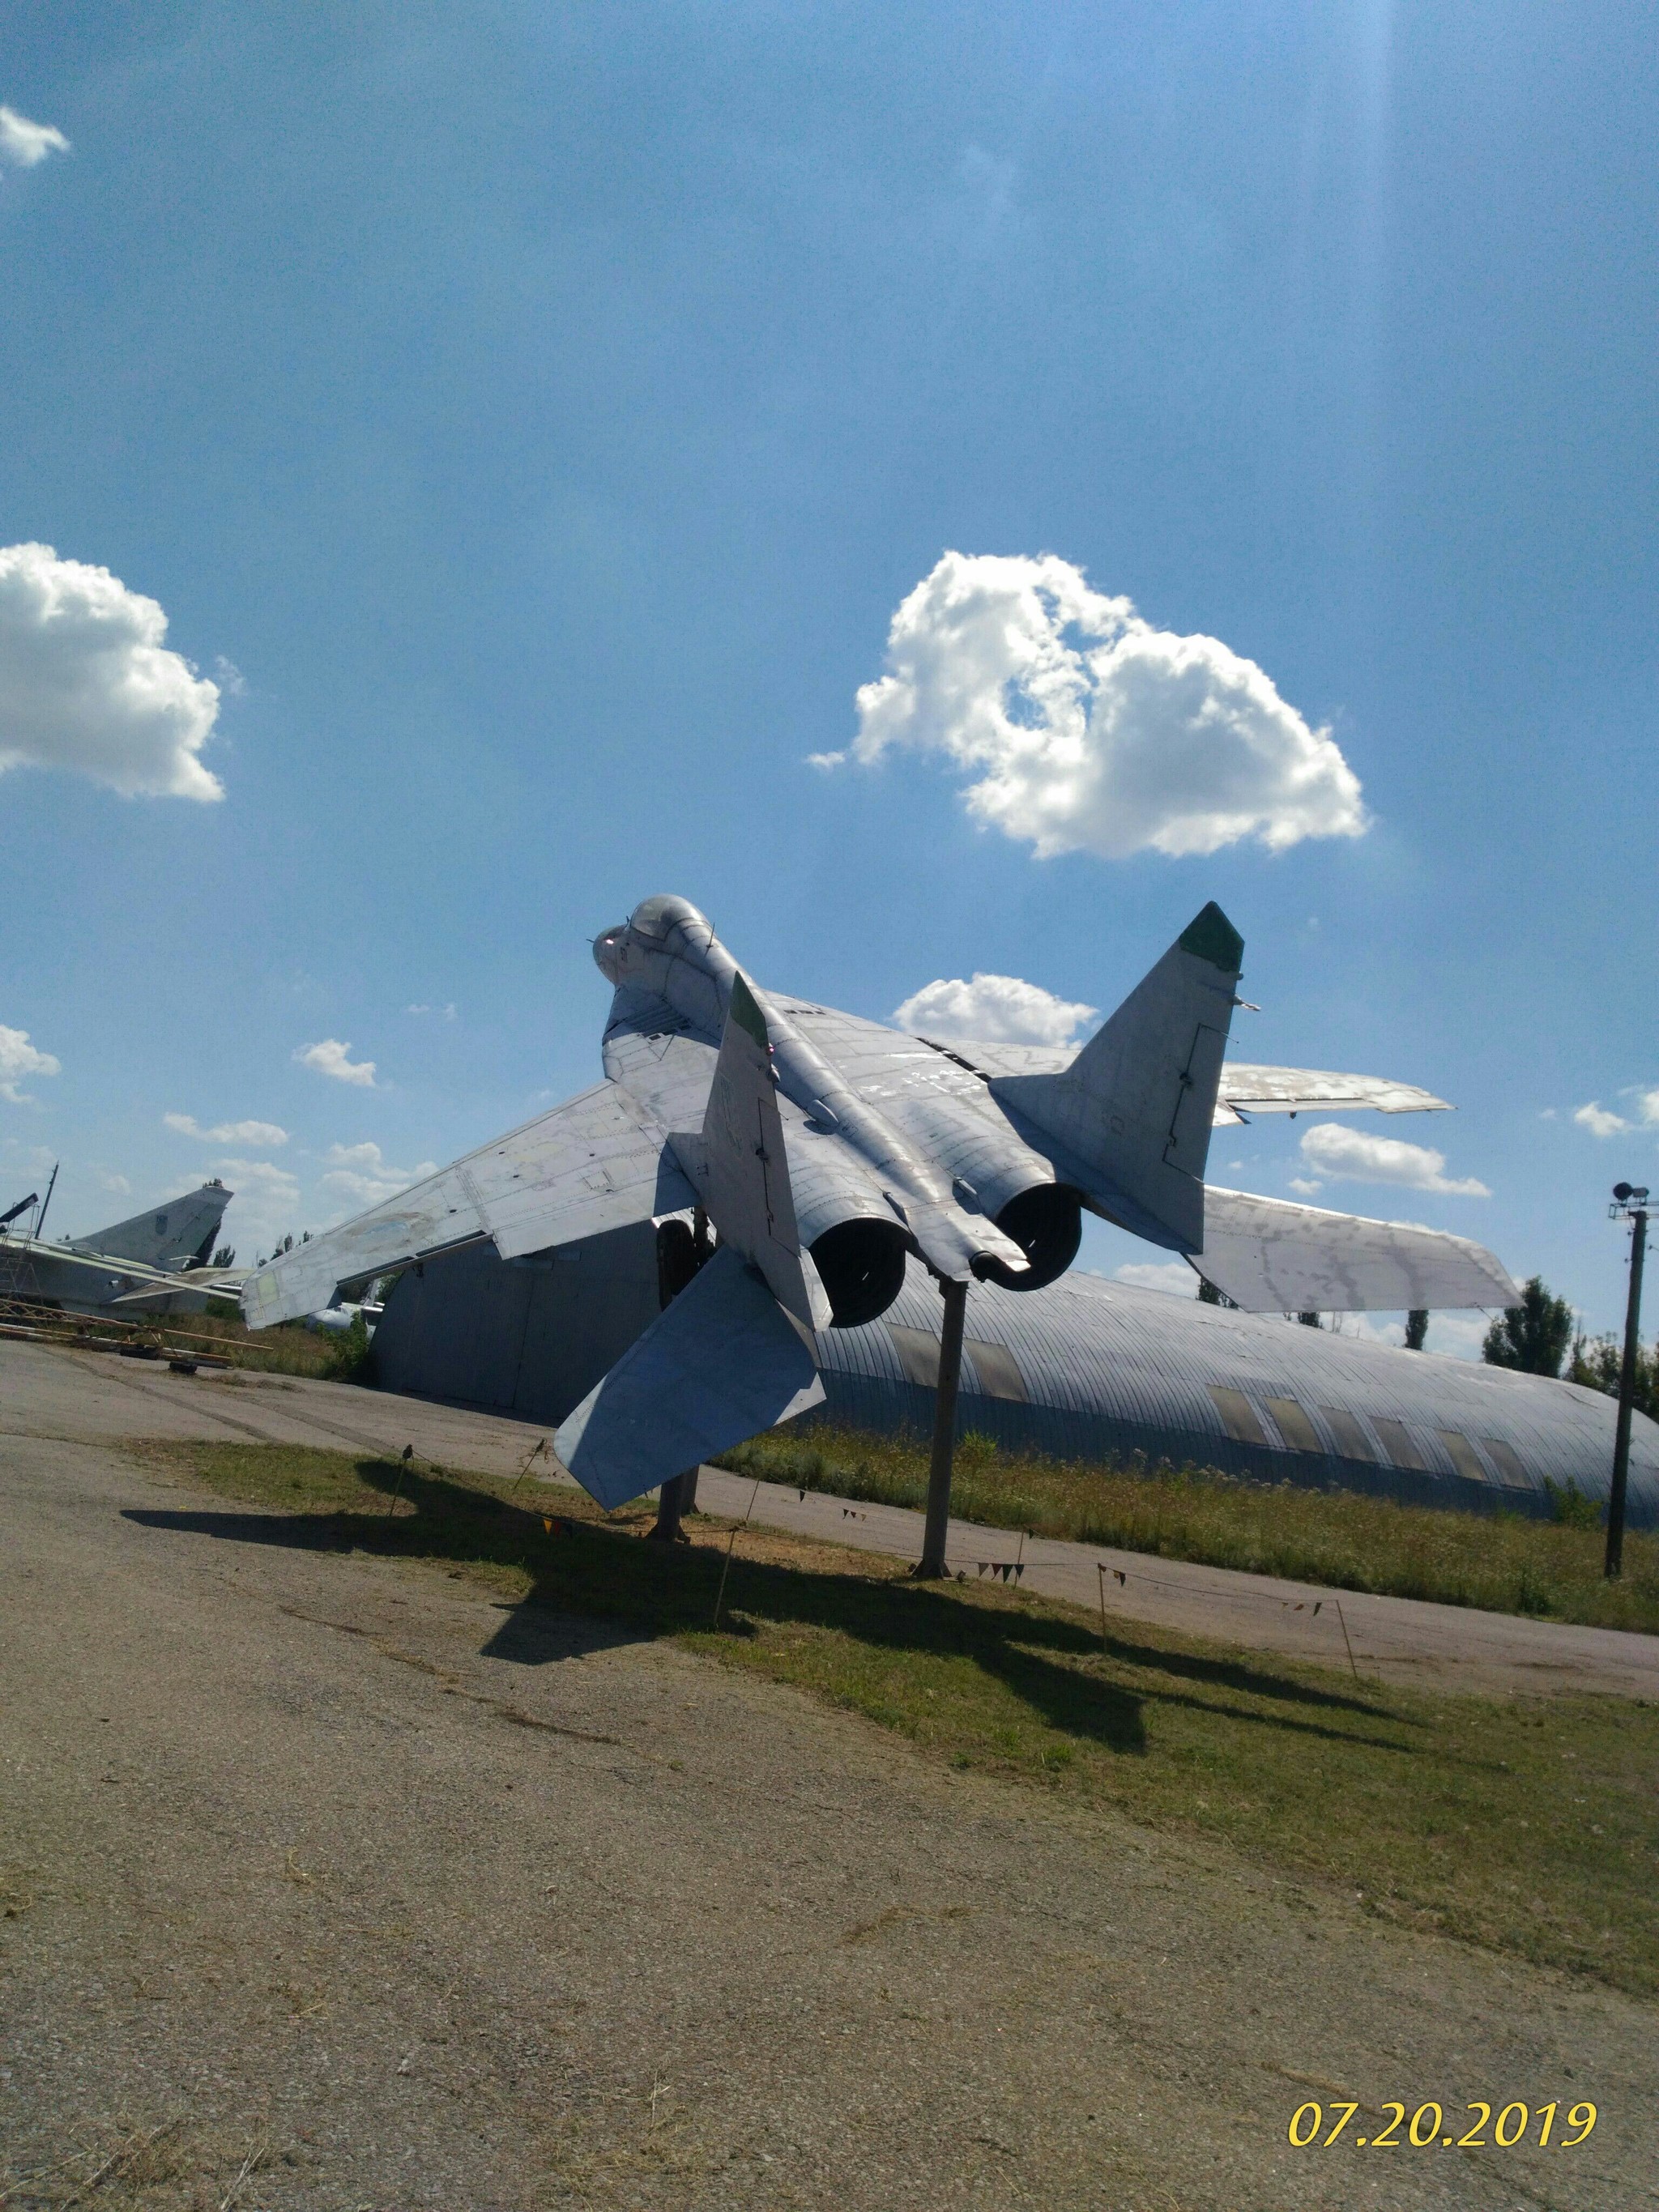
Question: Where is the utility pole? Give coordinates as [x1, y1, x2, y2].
[1605, 1182, 1649, 1579]
[916, 1276, 968, 1579]
[35, 1162, 58, 1242]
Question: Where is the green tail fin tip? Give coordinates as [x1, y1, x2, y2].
[1178, 902, 1243, 974]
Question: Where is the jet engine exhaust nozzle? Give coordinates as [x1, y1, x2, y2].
[971, 1184, 1083, 1293]
[808, 1217, 910, 1329]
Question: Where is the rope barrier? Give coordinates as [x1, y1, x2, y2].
[1097, 1558, 1360, 1680]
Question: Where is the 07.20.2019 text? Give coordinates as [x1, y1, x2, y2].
[1287, 2101, 1595, 2150]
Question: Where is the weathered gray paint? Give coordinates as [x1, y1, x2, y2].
[371, 1238, 1657, 1526]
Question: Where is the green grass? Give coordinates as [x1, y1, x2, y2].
[139, 1438, 1659, 2001]
[715, 1424, 1659, 1634]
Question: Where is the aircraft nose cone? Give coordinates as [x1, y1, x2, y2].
[593, 927, 628, 980]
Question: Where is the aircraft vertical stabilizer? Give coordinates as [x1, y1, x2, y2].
[990, 904, 1243, 1253]
[673, 972, 833, 1332]
[72, 1182, 233, 1270]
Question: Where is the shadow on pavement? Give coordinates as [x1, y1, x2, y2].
[127, 1453, 1411, 1764]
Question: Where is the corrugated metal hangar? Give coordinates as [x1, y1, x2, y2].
[372, 1224, 1658, 1527]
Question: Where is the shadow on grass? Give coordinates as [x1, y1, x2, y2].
[126, 1457, 1413, 1762]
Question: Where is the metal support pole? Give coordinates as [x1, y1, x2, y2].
[916, 1276, 968, 1579]
[650, 1468, 699, 1543]
[1606, 1206, 1646, 1579]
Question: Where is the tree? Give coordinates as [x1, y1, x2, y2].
[1196, 1277, 1235, 1307]
[1295, 1311, 1321, 1328]
[1404, 1309, 1429, 1350]
[1569, 1331, 1659, 1422]
[1482, 1276, 1574, 1377]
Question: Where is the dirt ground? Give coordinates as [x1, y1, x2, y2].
[2, 1343, 1654, 2210]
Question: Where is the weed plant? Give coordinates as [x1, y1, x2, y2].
[715, 1426, 1659, 1634]
[158, 1306, 351, 1379]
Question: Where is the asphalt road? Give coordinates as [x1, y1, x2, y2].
[2, 1341, 1655, 2210]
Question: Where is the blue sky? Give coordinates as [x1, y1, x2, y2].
[2, 2, 1654, 1345]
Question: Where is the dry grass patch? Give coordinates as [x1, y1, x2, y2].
[3, 1298, 352, 1380]
[132, 1439, 1659, 2003]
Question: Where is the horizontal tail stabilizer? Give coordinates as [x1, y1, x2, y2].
[553, 1244, 825, 1508]
[1195, 1187, 1520, 1312]
[990, 904, 1243, 1252]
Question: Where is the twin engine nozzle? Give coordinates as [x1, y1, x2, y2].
[605, 894, 1084, 1330]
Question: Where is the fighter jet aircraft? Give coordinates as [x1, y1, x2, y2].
[243, 896, 1516, 1558]
[0, 1178, 241, 1317]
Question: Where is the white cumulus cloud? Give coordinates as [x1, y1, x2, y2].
[0, 107, 70, 169]
[294, 1039, 377, 1088]
[211, 1157, 301, 1255]
[825, 552, 1366, 859]
[164, 1111, 288, 1148]
[892, 971, 1097, 1046]
[0, 543, 223, 799]
[1114, 1260, 1196, 1298]
[321, 1141, 437, 1209]
[215, 1157, 299, 1194]
[1573, 1102, 1630, 1139]
[0, 1023, 60, 1103]
[1296, 1121, 1490, 1197]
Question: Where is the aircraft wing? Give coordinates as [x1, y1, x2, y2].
[242, 1081, 694, 1328]
[1216, 1065, 1451, 1117]
[911, 1039, 1449, 1129]
[109, 1267, 247, 1307]
[0, 1240, 242, 1310]
[1195, 1187, 1518, 1313]
[912, 1035, 1075, 1079]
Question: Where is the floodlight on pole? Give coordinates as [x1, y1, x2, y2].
[1604, 1183, 1650, 1579]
